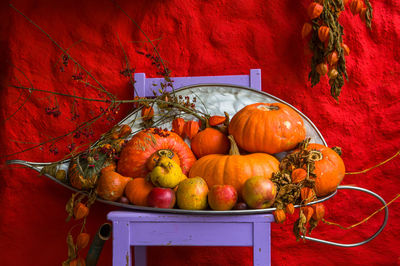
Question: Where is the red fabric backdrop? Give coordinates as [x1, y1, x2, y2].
[1, 0, 400, 265]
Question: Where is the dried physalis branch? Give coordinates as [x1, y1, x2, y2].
[303, 0, 373, 100]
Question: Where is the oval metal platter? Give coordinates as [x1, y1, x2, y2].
[7, 84, 337, 215]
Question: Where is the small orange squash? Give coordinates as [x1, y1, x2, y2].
[228, 103, 306, 154]
[189, 135, 279, 193]
[124, 177, 154, 206]
[96, 170, 131, 201]
[117, 128, 196, 178]
[190, 128, 230, 158]
[304, 143, 345, 197]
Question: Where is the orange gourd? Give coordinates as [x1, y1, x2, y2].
[304, 143, 345, 197]
[95, 170, 131, 201]
[228, 103, 306, 154]
[124, 177, 154, 206]
[190, 128, 230, 158]
[117, 128, 196, 178]
[189, 135, 279, 193]
[318, 26, 330, 42]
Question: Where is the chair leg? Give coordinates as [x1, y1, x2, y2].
[253, 223, 271, 266]
[112, 222, 132, 266]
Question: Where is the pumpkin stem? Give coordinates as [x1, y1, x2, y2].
[308, 150, 323, 162]
[156, 149, 175, 159]
[257, 104, 280, 111]
[227, 135, 241, 155]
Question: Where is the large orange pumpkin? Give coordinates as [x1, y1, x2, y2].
[189, 135, 279, 193]
[117, 128, 196, 178]
[304, 143, 346, 197]
[228, 102, 306, 154]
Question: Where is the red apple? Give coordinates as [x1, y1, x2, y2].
[147, 187, 176, 209]
[241, 176, 277, 209]
[208, 185, 238, 211]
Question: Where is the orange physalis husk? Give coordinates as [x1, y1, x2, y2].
[301, 23, 313, 39]
[118, 124, 132, 138]
[285, 203, 295, 215]
[307, 2, 323, 20]
[172, 117, 185, 137]
[273, 209, 286, 224]
[318, 26, 330, 42]
[69, 257, 86, 266]
[184, 120, 200, 140]
[311, 203, 326, 221]
[350, 0, 363, 15]
[328, 68, 339, 79]
[73, 203, 89, 220]
[301, 187, 316, 204]
[76, 232, 90, 250]
[341, 43, 350, 56]
[291, 168, 307, 184]
[327, 51, 339, 66]
[141, 106, 154, 121]
[316, 63, 328, 76]
[209, 115, 226, 126]
[301, 206, 314, 224]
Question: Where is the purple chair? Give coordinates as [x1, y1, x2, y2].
[107, 69, 275, 266]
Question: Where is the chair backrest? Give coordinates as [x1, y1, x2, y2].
[134, 69, 261, 97]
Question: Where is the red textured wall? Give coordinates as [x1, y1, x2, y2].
[1, 0, 399, 265]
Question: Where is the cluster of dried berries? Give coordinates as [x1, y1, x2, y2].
[145, 127, 170, 137]
[45, 106, 61, 117]
[136, 49, 170, 77]
[120, 67, 135, 77]
[72, 72, 84, 80]
[303, 0, 373, 100]
[48, 143, 59, 155]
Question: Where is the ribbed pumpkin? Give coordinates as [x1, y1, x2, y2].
[117, 128, 196, 178]
[190, 128, 230, 158]
[189, 135, 279, 193]
[305, 143, 345, 197]
[228, 103, 306, 154]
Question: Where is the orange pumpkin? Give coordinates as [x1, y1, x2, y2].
[124, 177, 154, 206]
[96, 170, 131, 201]
[228, 103, 306, 154]
[190, 128, 230, 158]
[305, 143, 345, 197]
[189, 135, 279, 193]
[117, 128, 196, 178]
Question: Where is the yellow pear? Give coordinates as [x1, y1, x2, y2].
[150, 157, 187, 188]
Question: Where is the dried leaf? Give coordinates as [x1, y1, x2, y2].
[66, 233, 76, 259]
[65, 193, 78, 222]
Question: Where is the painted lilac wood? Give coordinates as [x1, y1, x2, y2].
[134, 69, 262, 97]
[107, 211, 274, 266]
[107, 70, 273, 266]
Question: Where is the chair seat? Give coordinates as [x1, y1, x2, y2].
[108, 210, 274, 266]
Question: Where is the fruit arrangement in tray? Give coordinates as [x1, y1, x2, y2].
[42, 89, 345, 234]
